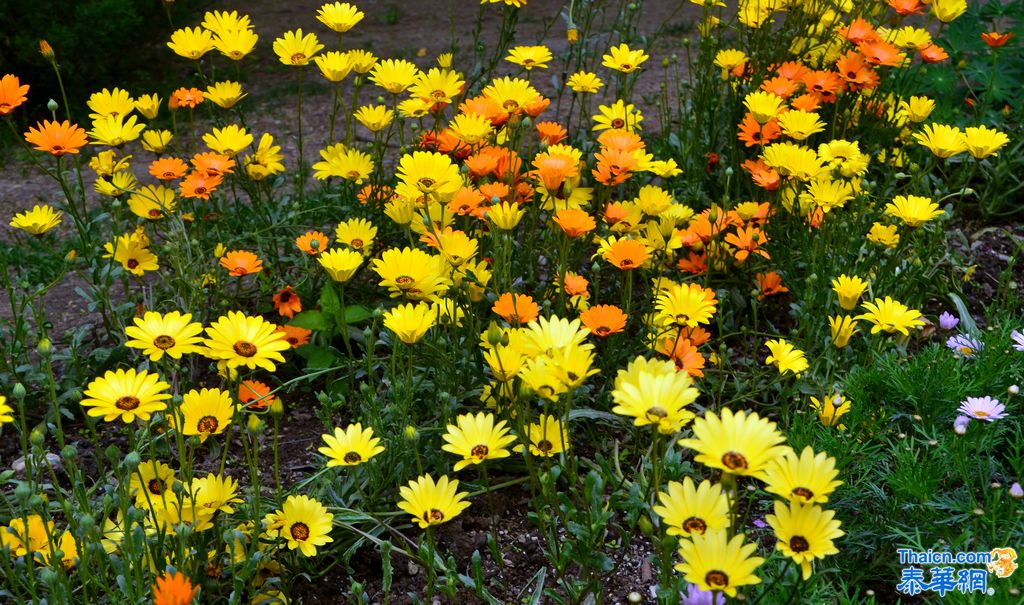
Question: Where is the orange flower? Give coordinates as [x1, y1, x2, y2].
[179, 171, 223, 199]
[602, 239, 648, 270]
[737, 114, 782, 147]
[580, 304, 627, 337]
[447, 187, 484, 216]
[219, 250, 263, 276]
[756, 272, 789, 300]
[760, 76, 799, 99]
[239, 380, 277, 411]
[533, 153, 578, 192]
[742, 159, 781, 191]
[296, 230, 329, 256]
[171, 87, 204, 109]
[597, 129, 644, 152]
[724, 225, 770, 262]
[801, 71, 843, 103]
[357, 183, 392, 206]
[775, 61, 809, 82]
[277, 324, 311, 348]
[835, 51, 879, 91]
[536, 121, 567, 145]
[887, 0, 924, 15]
[152, 571, 198, 605]
[553, 209, 596, 237]
[677, 251, 708, 275]
[837, 18, 880, 45]
[465, 151, 500, 179]
[273, 286, 302, 318]
[919, 43, 949, 63]
[679, 325, 711, 347]
[592, 147, 637, 186]
[192, 152, 235, 176]
[562, 271, 589, 296]
[981, 32, 1014, 48]
[790, 93, 821, 112]
[492, 293, 539, 325]
[0, 74, 30, 115]
[24, 120, 88, 156]
[524, 95, 550, 119]
[150, 157, 189, 181]
[857, 40, 904, 67]
[478, 182, 511, 203]
[460, 96, 507, 127]
[655, 336, 706, 377]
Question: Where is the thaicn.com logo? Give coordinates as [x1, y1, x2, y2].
[896, 547, 1018, 597]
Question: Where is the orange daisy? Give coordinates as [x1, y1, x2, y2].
[552, 209, 596, 238]
[192, 152, 235, 176]
[760, 76, 799, 99]
[790, 93, 821, 112]
[742, 159, 781, 191]
[656, 336, 706, 377]
[677, 251, 708, 275]
[219, 250, 263, 276]
[0, 74, 30, 115]
[171, 87, 205, 109]
[239, 380, 277, 411]
[24, 120, 88, 156]
[149, 157, 189, 181]
[775, 61, 809, 82]
[602, 239, 648, 270]
[858, 40, 904, 67]
[887, 0, 924, 15]
[756, 272, 789, 300]
[180, 171, 223, 199]
[801, 71, 843, 103]
[276, 324, 312, 348]
[460, 96, 507, 127]
[724, 225, 770, 262]
[919, 44, 949, 63]
[465, 150, 501, 179]
[580, 304, 627, 337]
[533, 153, 579, 192]
[448, 188, 486, 216]
[478, 182, 511, 203]
[981, 32, 1014, 48]
[592, 147, 637, 186]
[492, 293, 539, 325]
[536, 121, 567, 145]
[152, 571, 199, 605]
[837, 18, 880, 45]
[835, 51, 879, 91]
[273, 286, 302, 318]
[562, 272, 589, 297]
[597, 129, 644, 152]
[737, 114, 782, 147]
[296, 230, 329, 256]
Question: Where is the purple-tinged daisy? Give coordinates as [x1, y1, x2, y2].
[938, 311, 959, 330]
[682, 584, 726, 605]
[1012, 330, 1024, 352]
[953, 415, 971, 434]
[946, 334, 983, 357]
[957, 396, 1007, 422]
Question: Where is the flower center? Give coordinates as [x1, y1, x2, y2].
[537, 439, 553, 453]
[194, 186, 208, 195]
[682, 516, 707, 535]
[973, 410, 989, 418]
[705, 570, 729, 588]
[148, 479, 164, 495]
[279, 292, 292, 302]
[154, 335, 176, 350]
[645, 406, 668, 421]
[196, 416, 219, 433]
[431, 90, 446, 100]
[52, 145, 65, 153]
[116, 396, 140, 410]
[127, 259, 140, 269]
[619, 259, 634, 268]
[418, 177, 436, 189]
[471, 444, 489, 458]
[427, 508, 445, 523]
[291, 53, 307, 64]
[792, 487, 814, 500]
[290, 522, 310, 541]
[149, 209, 163, 218]
[722, 451, 748, 471]
[233, 341, 257, 357]
[351, 238, 363, 248]
[790, 535, 810, 553]
[611, 118, 625, 129]
[395, 275, 414, 286]
[343, 451, 362, 464]
[596, 326, 611, 336]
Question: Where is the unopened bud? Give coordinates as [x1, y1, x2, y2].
[39, 40, 54, 59]
[37, 337, 52, 357]
[1010, 482, 1023, 499]
[47, 99, 59, 113]
[13, 382, 27, 399]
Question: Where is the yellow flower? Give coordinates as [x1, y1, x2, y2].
[483, 345, 524, 381]
[592, 99, 643, 132]
[828, 315, 858, 348]
[521, 414, 569, 457]
[0, 395, 13, 426]
[441, 412, 517, 471]
[141, 130, 173, 154]
[830, 275, 868, 310]
[87, 88, 135, 121]
[10, 204, 61, 235]
[885, 194, 943, 227]
[396, 150, 464, 200]
[273, 29, 324, 66]
[765, 501, 844, 579]
[867, 222, 899, 248]
[601, 43, 649, 73]
[931, 0, 967, 23]
[125, 311, 204, 361]
[855, 297, 924, 336]
[410, 67, 465, 105]
[369, 59, 419, 93]
[655, 283, 718, 328]
[346, 49, 378, 73]
[481, 76, 539, 115]
[611, 355, 698, 433]
[913, 123, 967, 158]
[205, 81, 247, 109]
[765, 338, 808, 376]
[316, 1, 365, 32]
[450, 112, 493, 145]
[901, 96, 934, 122]
[318, 248, 363, 283]
[213, 28, 259, 61]
[129, 459, 175, 508]
[134, 94, 162, 120]
[103, 231, 159, 276]
[566, 71, 603, 93]
[94, 170, 138, 198]
[168, 26, 215, 60]
[776, 110, 825, 141]
[384, 303, 437, 344]
[244, 134, 286, 181]
[809, 393, 851, 428]
[319, 423, 385, 466]
[88, 114, 145, 146]
[506, 45, 553, 70]
[763, 446, 843, 505]
[312, 144, 374, 183]
[203, 124, 253, 157]
[487, 202, 525, 230]
[654, 477, 730, 537]
[80, 368, 171, 423]
[762, 142, 824, 181]
[3, 514, 55, 557]
[203, 311, 291, 372]
[744, 90, 785, 124]
[265, 495, 334, 557]
[354, 104, 395, 132]
[314, 51, 353, 83]
[398, 474, 471, 528]
[678, 408, 788, 479]
[963, 125, 1010, 159]
[675, 530, 764, 597]
[335, 217, 377, 255]
[172, 388, 234, 443]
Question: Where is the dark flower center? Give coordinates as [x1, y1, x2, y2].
[154, 335, 176, 350]
[116, 396, 141, 411]
[471, 444, 489, 458]
[645, 406, 668, 421]
[537, 439, 553, 453]
[279, 292, 291, 302]
[196, 416, 219, 433]
[705, 570, 729, 588]
[127, 259, 140, 269]
[233, 341, 257, 357]
[290, 522, 310, 541]
[682, 516, 707, 535]
[790, 536, 810, 553]
[426, 508, 445, 523]
[792, 487, 814, 500]
[722, 451, 748, 471]
[396, 275, 413, 286]
[611, 118, 625, 129]
[148, 479, 163, 495]
[344, 451, 362, 464]
[596, 326, 611, 336]
[291, 53, 307, 64]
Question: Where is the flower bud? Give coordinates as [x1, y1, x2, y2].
[47, 99, 59, 113]
[12, 382, 26, 399]
[1009, 384, 1019, 395]
[39, 40, 54, 59]
[1010, 482, 1023, 499]
[37, 337, 52, 357]
[403, 425, 419, 442]
[30, 428, 45, 446]
[122, 451, 141, 471]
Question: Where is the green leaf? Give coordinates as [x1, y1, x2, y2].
[343, 304, 372, 324]
[319, 283, 341, 317]
[295, 344, 340, 369]
[290, 311, 332, 331]
[948, 293, 978, 335]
